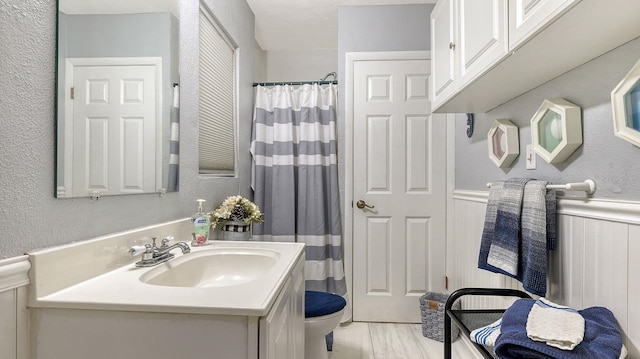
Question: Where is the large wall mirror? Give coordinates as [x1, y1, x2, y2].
[56, 0, 180, 198]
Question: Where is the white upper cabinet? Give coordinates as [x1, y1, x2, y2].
[431, 0, 640, 113]
[431, 0, 509, 110]
[508, 0, 578, 50]
[457, 0, 507, 88]
[430, 0, 456, 106]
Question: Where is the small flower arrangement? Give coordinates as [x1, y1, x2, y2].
[209, 195, 264, 230]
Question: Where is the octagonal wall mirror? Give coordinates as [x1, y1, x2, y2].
[612, 57, 640, 147]
[487, 119, 519, 168]
[530, 98, 582, 164]
[55, 0, 180, 198]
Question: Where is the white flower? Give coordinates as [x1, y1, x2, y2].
[209, 195, 264, 229]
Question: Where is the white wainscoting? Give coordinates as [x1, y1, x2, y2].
[0, 256, 31, 359]
[450, 190, 639, 358]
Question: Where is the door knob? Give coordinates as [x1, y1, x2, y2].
[356, 200, 375, 209]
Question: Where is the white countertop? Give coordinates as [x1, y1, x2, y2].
[31, 241, 305, 317]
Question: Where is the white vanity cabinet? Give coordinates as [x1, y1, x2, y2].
[431, 0, 640, 113]
[28, 229, 306, 359]
[32, 257, 305, 359]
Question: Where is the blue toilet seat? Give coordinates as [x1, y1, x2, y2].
[305, 291, 346, 318]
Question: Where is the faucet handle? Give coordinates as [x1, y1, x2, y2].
[161, 236, 175, 247]
[128, 245, 148, 256]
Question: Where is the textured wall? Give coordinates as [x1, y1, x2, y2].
[254, 41, 267, 83]
[455, 36, 640, 200]
[0, 0, 254, 258]
[263, 49, 338, 83]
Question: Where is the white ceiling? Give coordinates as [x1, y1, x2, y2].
[246, 0, 437, 51]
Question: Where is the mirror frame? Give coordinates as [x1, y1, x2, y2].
[530, 98, 582, 164]
[487, 119, 519, 168]
[612, 57, 640, 148]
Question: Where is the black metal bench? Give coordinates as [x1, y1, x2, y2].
[444, 288, 532, 359]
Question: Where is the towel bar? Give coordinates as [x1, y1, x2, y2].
[486, 179, 596, 195]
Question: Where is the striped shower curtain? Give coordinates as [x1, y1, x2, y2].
[250, 84, 346, 296]
[167, 84, 180, 192]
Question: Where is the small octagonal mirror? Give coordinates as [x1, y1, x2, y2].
[531, 98, 582, 164]
[487, 119, 519, 168]
[612, 57, 640, 147]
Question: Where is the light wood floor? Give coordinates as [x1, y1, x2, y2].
[328, 322, 475, 359]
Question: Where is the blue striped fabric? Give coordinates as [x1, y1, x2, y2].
[250, 84, 346, 296]
[488, 178, 529, 276]
[479, 178, 557, 297]
[470, 318, 502, 346]
[167, 85, 180, 192]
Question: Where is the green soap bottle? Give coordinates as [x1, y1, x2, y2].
[192, 199, 210, 246]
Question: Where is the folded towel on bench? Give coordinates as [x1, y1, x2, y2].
[495, 298, 624, 359]
[527, 298, 584, 350]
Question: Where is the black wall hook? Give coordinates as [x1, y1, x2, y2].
[466, 113, 474, 138]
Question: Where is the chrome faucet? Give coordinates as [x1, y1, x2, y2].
[129, 236, 191, 267]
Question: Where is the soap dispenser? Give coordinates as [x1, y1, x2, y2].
[192, 199, 210, 246]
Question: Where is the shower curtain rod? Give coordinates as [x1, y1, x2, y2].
[253, 72, 337, 87]
[252, 80, 337, 87]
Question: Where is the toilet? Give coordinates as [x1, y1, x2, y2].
[305, 291, 347, 359]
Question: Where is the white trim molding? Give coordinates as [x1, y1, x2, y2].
[0, 256, 31, 359]
[452, 189, 489, 204]
[0, 256, 30, 293]
[453, 189, 640, 225]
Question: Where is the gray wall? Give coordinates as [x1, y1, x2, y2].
[337, 4, 434, 207]
[262, 49, 338, 82]
[0, 0, 255, 258]
[455, 36, 640, 200]
[254, 41, 267, 83]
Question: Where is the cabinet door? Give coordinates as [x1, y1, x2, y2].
[291, 258, 305, 359]
[430, 0, 456, 108]
[457, 0, 508, 88]
[260, 277, 293, 359]
[509, 0, 579, 50]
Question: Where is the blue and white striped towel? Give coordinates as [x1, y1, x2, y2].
[470, 318, 502, 347]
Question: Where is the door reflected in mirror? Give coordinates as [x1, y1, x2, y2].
[55, 0, 180, 198]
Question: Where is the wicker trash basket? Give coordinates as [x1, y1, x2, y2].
[419, 292, 460, 342]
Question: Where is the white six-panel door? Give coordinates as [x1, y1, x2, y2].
[71, 63, 157, 197]
[352, 58, 447, 322]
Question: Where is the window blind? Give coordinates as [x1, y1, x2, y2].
[198, 8, 236, 174]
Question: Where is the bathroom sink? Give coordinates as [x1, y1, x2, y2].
[139, 247, 281, 288]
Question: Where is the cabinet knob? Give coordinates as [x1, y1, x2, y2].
[449, 42, 455, 50]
